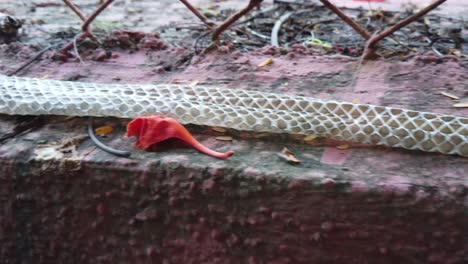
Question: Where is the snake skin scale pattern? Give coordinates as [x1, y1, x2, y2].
[0, 75, 467, 157]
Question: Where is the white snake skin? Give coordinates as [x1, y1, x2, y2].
[0, 74, 467, 157]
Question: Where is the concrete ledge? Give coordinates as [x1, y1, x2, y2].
[1, 116, 466, 264]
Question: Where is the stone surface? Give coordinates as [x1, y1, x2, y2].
[0, 111, 466, 263]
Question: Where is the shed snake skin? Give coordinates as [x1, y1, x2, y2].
[0, 74, 466, 157]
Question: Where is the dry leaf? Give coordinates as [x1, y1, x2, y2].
[58, 135, 88, 152]
[286, 154, 300, 164]
[215, 136, 233, 141]
[448, 49, 461, 57]
[280, 147, 301, 164]
[203, 10, 219, 18]
[95, 126, 114, 136]
[258, 58, 273, 67]
[453, 103, 468, 108]
[206, 4, 219, 9]
[190, 80, 199, 86]
[277, 153, 300, 164]
[352, 99, 360, 104]
[212, 127, 227, 133]
[440, 91, 460, 100]
[423, 17, 431, 27]
[303, 134, 317, 141]
[34, 135, 88, 161]
[282, 147, 293, 156]
[336, 144, 350, 150]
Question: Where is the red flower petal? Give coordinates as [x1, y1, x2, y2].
[126, 116, 234, 159]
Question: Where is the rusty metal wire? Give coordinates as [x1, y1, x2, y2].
[60, 0, 266, 54]
[57, 0, 459, 59]
[318, 0, 448, 59]
[60, 0, 115, 55]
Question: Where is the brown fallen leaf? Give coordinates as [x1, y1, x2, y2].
[203, 10, 219, 18]
[215, 136, 233, 141]
[448, 49, 461, 57]
[282, 147, 293, 156]
[57, 135, 88, 152]
[95, 126, 113, 136]
[206, 4, 219, 9]
[258, 58, 273, 67]
[303, 134, 317, 141]
[440, 91, 460, 100]
[423, 17, 431, 27]
[336, 144, 350, 150]
[279, 147, 301, 164]
[34, 135, 88, 161]
[212, 127, 227, 133]
[453, 103, 468, 108]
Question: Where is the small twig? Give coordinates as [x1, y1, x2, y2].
[387, 35, 413, 52]
[87, 117, 131, 158]
[429, 38, 446, 57]
[178, 0, 214, 28]
[7, 45, 56, 76]
[58, 31, 90, 55]
[431, 46, 444, 57]
[0, 116, 45, 144]
[245, 27, 270, 40]
[319, 0, 371, 40]
[211, 0, 263, 42]
[72, 33, 86, 64]
[234, 5, 278, 26]
[271, 10, 310, 47]
[271, 12, 293, 47]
